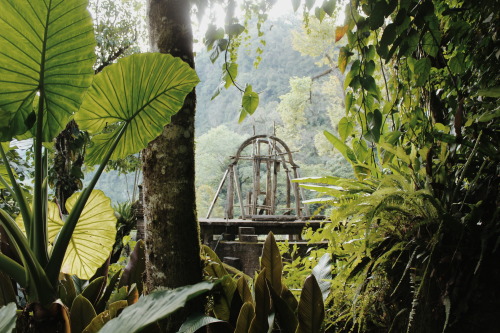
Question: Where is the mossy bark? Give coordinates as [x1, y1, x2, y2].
[142, 1, 202, 331]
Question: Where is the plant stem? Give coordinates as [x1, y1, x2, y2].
[0, 253, 27, 287]
[0, 209, 54, 304]
[33, 95, 48, 266]
[0, 144, 32, 237]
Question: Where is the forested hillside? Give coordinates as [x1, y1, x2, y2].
[96, 16, 353, 206]
[194, 16, 353, 214]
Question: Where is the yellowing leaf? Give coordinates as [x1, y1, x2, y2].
[16, 191, 116, 279]
[0, 164, 13, 189]
[61, 190, 116, 279]
[335, 25, 349, 42]
[15, 201, 62, 244]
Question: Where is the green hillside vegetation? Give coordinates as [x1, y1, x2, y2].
[94, 16, 352, 208]
[194, 16, 353, 215]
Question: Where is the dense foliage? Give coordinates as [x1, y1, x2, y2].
[289, 0, 499, 332]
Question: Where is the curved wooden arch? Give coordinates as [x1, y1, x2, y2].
[231, 135, 299, 168]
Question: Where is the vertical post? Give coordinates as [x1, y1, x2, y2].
[270, 161, 279, 215]
[265, 143, 272, 215]
[292, 166, 301, 218]
[295, 169, 310, 217]
[226, 166, 234, 219]
[233, 165, 245, 219]
[285, 170, 291, 211]
[247, 191, 252, 217]
[252, 141, 261, 215]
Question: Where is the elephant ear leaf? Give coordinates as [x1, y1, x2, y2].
[0, 0, 95, 141]
[60, 190, 117, 280]
[14, 192, 115, 280]
[15, 201, 66, 244]
[76, 53, 199, 165]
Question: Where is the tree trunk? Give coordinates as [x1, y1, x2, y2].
[142, 0, 202, 331]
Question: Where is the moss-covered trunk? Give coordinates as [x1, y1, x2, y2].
[142, 0, 202, 331]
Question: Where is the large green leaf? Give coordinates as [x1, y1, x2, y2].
[76, 53, 199, 165]
[324, 130, 357, 164]
[235, 302, 255, 333]
[16, 200, 63, 245]
[95, 269, 122, 313]
[260, 232, 282, 294]
[0, 302, 16, 333]
[267, 280, 298, 333]
[242, 85, 259, 115]
[178, 313, 224, 333]
[0, 0, 95, 141]
[202, 245, 237, 320]
[249, 269, 270, 333]
[237, 276, 253, 304]
[99, 281, 217, 333]
[81, 277, 106, 306]
[70, 295, 97, 333]
[296, 275, 324, 333]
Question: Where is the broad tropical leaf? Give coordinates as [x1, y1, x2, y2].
[15, 190, 118, 280]
[61, 190, 116, 279]
[237, 276, 253, 304]
[0, 0, 95, 141]
[260, 232, 282, 294]
[99, 281, 217, 333]
[202, 244, 229, 277]
[296, 275, 324, 333]
[81, 277, 106, 305]
[15, 201, 69, 244]
[178, 313, 224, 333]
[70, 295, 97, 333]
[95, 269, 122, 313]
[267, 280, 298, 333]
[249, 269, 270, 333]
[59, 274, 77, 309]
[235, 302, 255, 333]
[76, 53, 199, 165]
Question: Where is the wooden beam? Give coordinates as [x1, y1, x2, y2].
[206, 168, 228, 218]
[233, 165, 245, 219]
[226, 166, 234, 219]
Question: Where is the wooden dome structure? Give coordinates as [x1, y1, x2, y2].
[206, 135, 310, 220]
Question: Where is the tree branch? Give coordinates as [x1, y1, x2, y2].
[95, 46, 130, 74]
